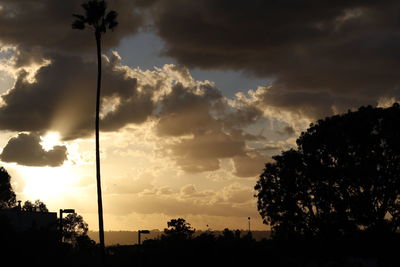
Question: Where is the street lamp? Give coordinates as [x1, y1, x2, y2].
[248, 217, 251, 232]
[137, 230, 150, 267]
[138, 230, 150, 245]
[59, 208, 75, 242]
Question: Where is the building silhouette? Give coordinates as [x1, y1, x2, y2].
[0, 202, 57, 232]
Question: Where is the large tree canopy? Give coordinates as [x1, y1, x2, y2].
[0, 167, 16, 209]
[255, 104, 400, 240]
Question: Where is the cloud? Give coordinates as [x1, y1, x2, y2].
[277, 126, 295, 136]
[233, 152, 269, 178]
[166, 132, 246, 173]
[0, 52, 269, 175]
[1, 0, 399, 141]
[180, 184, 214, 198]
[230, 85, 369, 135]
[0, 0, 145, 66]
[254, 86, 368, 120]
[0, 52, 154, 140]
[154, 77, 269, 174]
[147, 0, 400, 111]
[155, 82, 223, 137]
[221, 183, 254, 204]
[104, 183, 258, 217]
[105, 172, 155, 195]
[3, 0, 396, 127]
[222, 105, 264, 129]
[0, 0, 160, 141]
[0, 0, 334, 178]
[0, 132, 67, 167]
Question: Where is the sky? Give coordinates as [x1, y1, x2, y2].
[0, 0, 399, 232]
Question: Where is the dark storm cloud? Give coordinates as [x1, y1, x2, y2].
[156, 82, 245, 172]
[0, 132, 67, 167]
[0, 0, 286, 175]
[0, 50, 265, 174]
[0, 53, 154, 140]
[150, 0, 400, 101]
[254, 86, 367, 120]
[170, 132, 246, 173]
[0, 0, 145, 65]
[222, 105, 263, 129]
[233, 152, 269, 178]
[155, 81, 267, 173]
[0, 0, 155, 138]
[278, 126, 295, 136]
[156, 83, 223, 137]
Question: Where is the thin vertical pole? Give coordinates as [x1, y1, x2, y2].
[95, 30, 106, 264]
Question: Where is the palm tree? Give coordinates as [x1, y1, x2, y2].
[72, 0, 118, 260]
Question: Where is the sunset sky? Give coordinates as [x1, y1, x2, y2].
[0, 0, 398, 231]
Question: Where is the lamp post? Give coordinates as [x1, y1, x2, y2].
[248, 217, 251, 232]
[137, 230, 150, 267]
[59, 209, 75, 243]
[138, 230, 150, 245]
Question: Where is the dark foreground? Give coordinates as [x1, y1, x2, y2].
[1, 230, 399, 266]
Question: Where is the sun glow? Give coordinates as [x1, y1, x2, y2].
[19, 165, 80, 201]
[40, 131, 61, 151]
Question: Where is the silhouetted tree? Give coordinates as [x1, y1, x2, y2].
[255, 104, 400, 240]
[62, 213, 90, 245]
[196, 230, 216, 242]
[22, 200, 48, 212]
[163, 218, 195, 240]
[72, 0, 118, 256]
[220, 228, 235, 241]
[0, 167, 16, 209]
[74, 234, 96, 253]
[34, 199, 49, 212]
[22, 200, 34, 211]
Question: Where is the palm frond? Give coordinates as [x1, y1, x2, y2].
[105, 10, 118, 31]
[72, 20, 86, 30]
[105, 10, 117, 22]
[86, 0, 106, 25]
[72, 0, 118, 33]
[108, 21, 118, 31]
[99, 21, 107, 34]
[73, 14, 86, 22]
[98, 0, 107, 15]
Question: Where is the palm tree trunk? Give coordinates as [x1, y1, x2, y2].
[95, 30, 106, 262]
